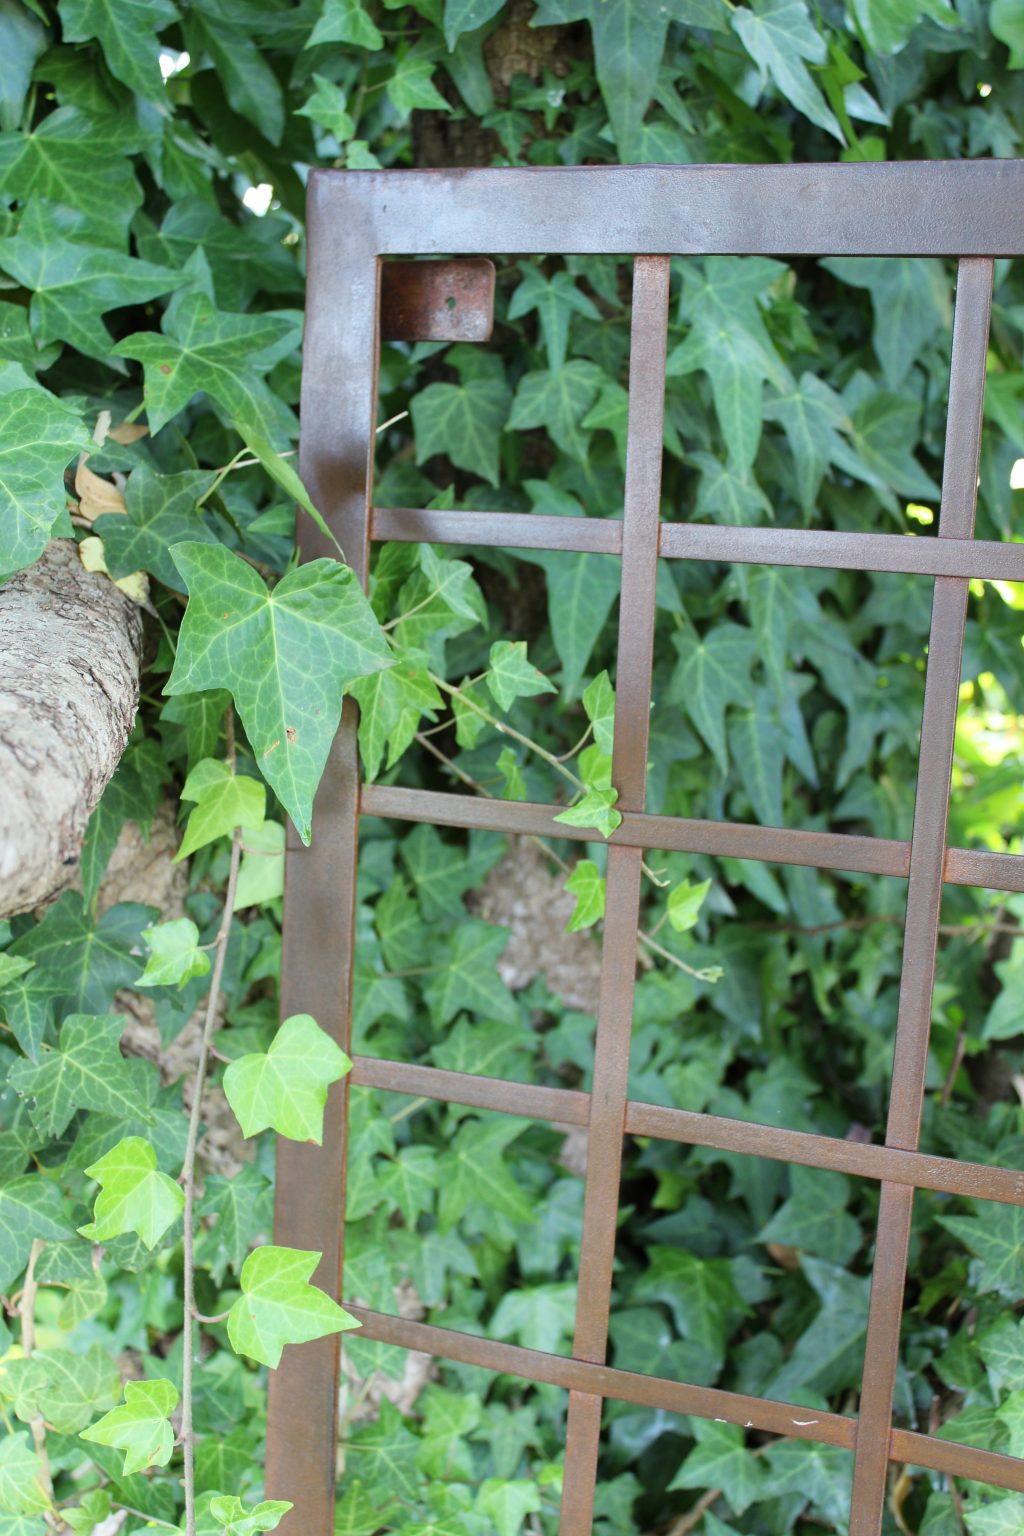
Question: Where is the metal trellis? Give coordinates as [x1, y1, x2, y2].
[269, 162, 1024, 1536]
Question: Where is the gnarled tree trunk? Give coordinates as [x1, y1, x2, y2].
[0, 540, 142, 917]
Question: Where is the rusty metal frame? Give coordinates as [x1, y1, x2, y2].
[270, 164, 1024, 1536]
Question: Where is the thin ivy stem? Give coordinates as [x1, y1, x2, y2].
[179, 715, 242, 1536]
[414, 731, 573, 877]
[426, 673, 584, 793]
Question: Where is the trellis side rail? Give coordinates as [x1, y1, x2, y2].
[269, 163, 1024, 1536]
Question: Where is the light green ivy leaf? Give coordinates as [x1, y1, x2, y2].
[79, 1378, 178, 1477]
[223, 1013, 351, 1143]
[136, 918, 211, 989]
[175, 758, 266, 862]
[78, 1135, 185, 1249]
[226, 1245, 360, 1369]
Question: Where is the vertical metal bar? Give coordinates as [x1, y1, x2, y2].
[560, 256, 671, 1534]
[267, 178, 380, 1536]
[848, 258, 993, 1536]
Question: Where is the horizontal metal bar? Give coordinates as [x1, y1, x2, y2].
[372, 506, 623, 554]
[341, 1306, 1024, 1492]
[349, 1058, 1024, 1207]
[359, 784, 1024, 892]
[350, 1055, 590, 1125]
[315, 163, 1024, 257]
[373, 507, 1024, 584]
[659, 522, 1024, 582]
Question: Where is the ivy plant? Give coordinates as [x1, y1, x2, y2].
[1, 2, 1024, 1536]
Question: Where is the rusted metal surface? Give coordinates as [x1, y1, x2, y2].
[379, 257, 495, 342]
[276, 167, 1024, 1536]
[849, 258, 995, 1534]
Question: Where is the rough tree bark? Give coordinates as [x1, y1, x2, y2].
[0, 540, 142, 918]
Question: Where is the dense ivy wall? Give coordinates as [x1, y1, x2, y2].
[1, 2, 1024, 1534]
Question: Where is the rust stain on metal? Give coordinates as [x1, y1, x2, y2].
[274, 167, 1024, 1536]
[379, 257, 495, 342]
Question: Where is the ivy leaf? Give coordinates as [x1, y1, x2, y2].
[296, 73, 354, 139]
[671, 624, 756, 773]
[333, 1481, 391, 1536]
[136, 919, 211, 989]
[184, 11, 285, 145]
[223, 1014, 351, 1143]
[206, 1496, 294, 1535]
[114, 268, 296, 438]
[386, 44, 452, 119]
[565, 860, 606, 932]
[226, 1245, 360, 1369]
[63, 1490, 113, 1534]
[761, 1439, 853, 1528]
[763, 373, 857, 511]
[490, 1282, 577, 1353]
[424, 920, 518, 1025]
[940, 1205, 1024, 1299]
[668, 310, 786, 472]
[554, 786, 622, 839]
[496, 746, 527, 801]
[0, 1432, 49, 1516]
[234, 427, 341, 554]
[5, 897, 150, 1052]
[848, 0, 958, 55]
[730, 701, 785, 827]
[823, 257, 950, 388]
[443, 0, 505, 48]
[196, 1166, 273, 1284]
[175, 759, 266, 862]
[160, 689, 230, 771]
[532, 0, 727, 158]
[525, 548, 620, 700]
[401, 824, 495, 918]
[79, 1378, 178, 1477]
[8, 1014, 151, 1141]
[0, 107, 145, 249]
[759, 1166, 861, 1265]
[0, 1, 45, 134]
[78, 1136, 185, 1249]
[508, 360, 604, 462]
[411, 375, 510, 487]
[29, 1344, 121, 1435]
[667, 878, 710, 933]
[668, 1418, 766, 1515]
[95, 466, 218, 591]
[57, 0, 178, 101]
[0, 202, 186, 366]
[377, 1146, 438, 1228]
[0, 1175, 73, 1292]
[308, 0, 383, 49]
[507, 265, 600, 371]
[345, 1400, 420, 1500]
[167, 542, 393, 843]
[437, 1119, 534, 1231]
[349, 647, 442, 781]
[486, 641, 554, 711]
[632, 1247, 741, 1367]
[233, 820, 286, 912]
[583, 670, 616, 754]
[476, 1478, 543, 1536]
[731, 0, 842, 141]
[0, 376, 90, 579]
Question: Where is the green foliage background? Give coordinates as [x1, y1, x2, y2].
[1, 0, 1024, 1533]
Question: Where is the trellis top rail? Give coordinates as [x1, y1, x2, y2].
[310, 160, 1024, 255]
